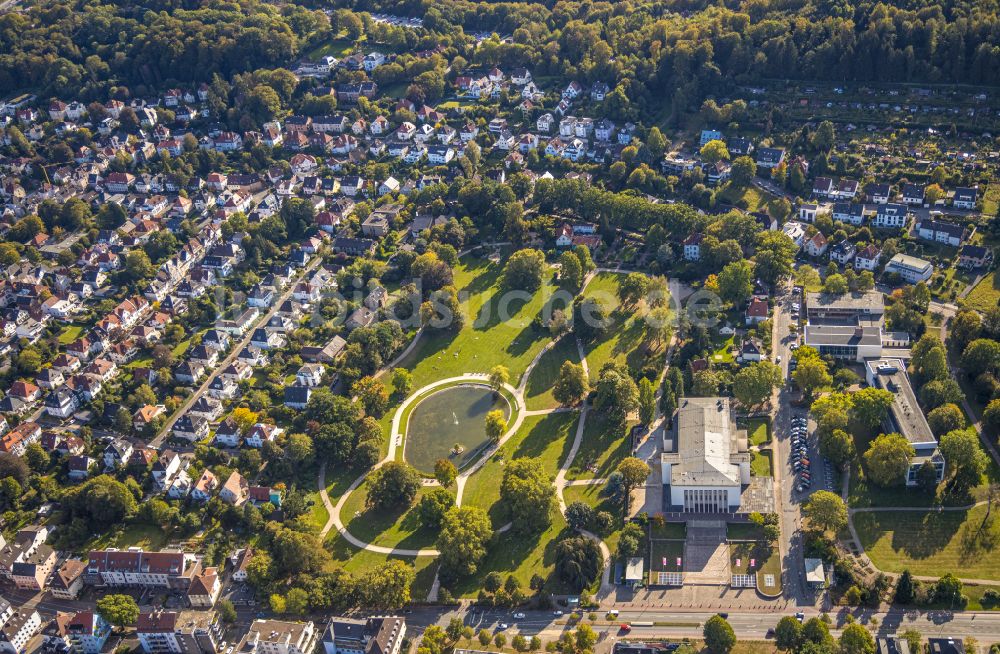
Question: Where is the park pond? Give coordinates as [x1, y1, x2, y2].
[404, 384, 511, 473]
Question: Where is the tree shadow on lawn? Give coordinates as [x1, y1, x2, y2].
[506, 322, 547, 361]
[450, 523, 573, 596]
[460, 258, 500, 296]
[346, 499, 436, 550]
[879, 509, 968, 561]
[513, 413, 577, 473]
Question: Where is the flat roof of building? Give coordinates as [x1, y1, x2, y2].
[804, 324, 882, 347]
[665, 397, 747, 488]
[865, 358, 937, 449]
[887, 253, 933, 271]
[805, 291, 884, 314]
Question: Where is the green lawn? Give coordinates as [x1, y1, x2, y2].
[730, 542, 782, 595]
[562, 483, 624, 554]
[307, 37, 357, 59]
[580, 273, 664, 380]
[448, 506, 579, 598]
[394, 253, 559, 391]
[650, 522, 686, 539]
[751, 450, 773, 477]
[982, 184, 1000, 217]
[964, 271, 1000, 312]
[566, 412, 632, 481]
[727, 522, 765, 541]
[57, 323, 86, 344]
[649, 539, 684, 576]
[524, 335, 582, 411]
[743, 418, 771, 446]
[326, 533, 439, 601]
[462, 412, 577, 526]
[340, 483, 441, 551]
[854, 504, 1000, 580]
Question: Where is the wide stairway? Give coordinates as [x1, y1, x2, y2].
[682, 520, 730, 585]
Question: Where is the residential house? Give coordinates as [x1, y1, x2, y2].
[829, 240, 857, 265]
[916, 219, 968, 247]
[873, 203, 908, 229]
[885, 253, 934, 283]
[805, 232, 828, 257]
[854, 245, 882, 272]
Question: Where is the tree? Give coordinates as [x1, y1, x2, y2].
[803, 490, 848, 533]
[554, 536, 603, 590]
[360, 560, 414, 609]
[418, 488, 455, 528]
[97, 594, 139, 627]
[839, 624, 875, 654]
[366, 461, 421, 510]
[503, 249, 546, 291]
[594, 365, 639, 429]
[864, 433, 915, 487]
[920, 379, 964, 411]
[949, 311, 982, 353]
[489, 365, 510, 392]
[437, 506, 493, 578]
[638, 378, 656, 425]
[934, 573, 965, 607]
[754, 231, 798, 284]
[391, 368, 413, 396]
[217, 599, 237, 624]
[703, 615, 737, 654]
[795, 265, 821, 289]
[125, 250, 154, 281]
[553, 361, 589, 406]
[352, 376, 389, 417]
[822, 273, 848, 295]
[564, 501, 595, 531]
[774, 616, 803, 651]
[618, 273, 651, 307]
[793, 357, 832, 397]
[819, 428, 855, 466]
[733, 361, 782, 407]
[501, 458, 556, 533]
[559, 251, 583, 290]
[939, 428, 988, 488]
[616, 458, 650, 512]
[485, 410, 508, 443]
[700, 139, 730, 164]
[962, 338, 1000, 378]
[717, 260, 754, 305]
[851, 387, 894, 428]
[434, 459, 458, 488]
[927, 400, 968, 436]
[730, 156, 757, 188]
[912, 334, 950, 383]
[895, 570, 916, 604]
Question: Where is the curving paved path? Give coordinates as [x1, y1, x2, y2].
[316, 266, 680, 600]
[840, 468, 1000, 585]
[321, 374, 522, 556]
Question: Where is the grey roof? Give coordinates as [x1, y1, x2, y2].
[665, 397, 747, 488]
[803, 324, 881, 347]
[865, 358, 937, 450]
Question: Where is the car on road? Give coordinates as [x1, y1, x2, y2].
[619, 624, 631, 633]
[498, 624, 509, 630]
[513, 613, 525, 619]
[796, 612, 805, 622]
[553, 610, 564, 617]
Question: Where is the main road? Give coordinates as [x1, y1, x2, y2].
[374, 606, 1000, 642]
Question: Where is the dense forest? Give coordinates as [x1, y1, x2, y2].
[3, 0, 1000, 112]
